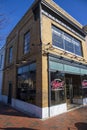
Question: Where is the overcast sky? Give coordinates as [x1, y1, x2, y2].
[0, 0, 87, 48]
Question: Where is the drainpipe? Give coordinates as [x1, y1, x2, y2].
[47, 53, 51, 118]
[39, 0, 42, 45]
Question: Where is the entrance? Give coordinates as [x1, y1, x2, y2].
[66, 78, 73, 109]
[66, 78, 73, 105]
[65, 74, 82, 110]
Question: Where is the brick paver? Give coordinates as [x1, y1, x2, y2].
[0, 102, 87, 130]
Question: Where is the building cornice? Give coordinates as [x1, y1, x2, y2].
[83, 25, 87, 34]
[41, 0, 85, 38]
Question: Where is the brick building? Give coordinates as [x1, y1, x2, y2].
[2, 0, 87, 118]
[0, 45, 6, 101]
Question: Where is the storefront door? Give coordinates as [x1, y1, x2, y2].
[66, 78, 73, 105]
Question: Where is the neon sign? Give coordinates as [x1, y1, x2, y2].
[82, 80, 87, 88]
[51, 79, 65, 90]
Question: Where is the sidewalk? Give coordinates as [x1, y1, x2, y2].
[0, 102, 87, 130]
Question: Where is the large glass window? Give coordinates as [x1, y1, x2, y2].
[9, 47, 13, 63]
[52, 25, 82, 56]
[17, 63, 36, 105]
[64, 33, 74, 53]
[52, 27, 64, 49]
[73, 39, 82, 56]
[50, 71, 65, 106]
[24, 32, 30, 54]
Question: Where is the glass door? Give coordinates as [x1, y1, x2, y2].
[66, 78, 73, 105]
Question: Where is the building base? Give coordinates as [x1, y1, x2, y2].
[1, 95, 87, 119]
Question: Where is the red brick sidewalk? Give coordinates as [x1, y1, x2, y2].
[0, 102, 87, 130]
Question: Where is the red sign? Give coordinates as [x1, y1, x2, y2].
[82, 80, 87, 88]
[51, 79, 64, 90]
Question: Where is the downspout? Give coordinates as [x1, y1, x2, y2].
[39, 0, 42, 46]
[39, 0, 43, 118]
[47, 53, 51, 117]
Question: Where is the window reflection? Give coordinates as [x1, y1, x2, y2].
[24, 32, 30, 54]
[9, 47, 13, 63]
[17, 63, 36, 105]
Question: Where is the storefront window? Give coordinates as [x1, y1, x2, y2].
[50, 71, 65, 106]
[81, 75, 87, 98]
[17, 63, 36, 105]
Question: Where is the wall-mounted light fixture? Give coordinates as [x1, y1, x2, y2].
[70, 55, 77, 59]
[60, 51, 67, 55]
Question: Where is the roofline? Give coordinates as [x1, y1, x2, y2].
[41, 0, 85, 36]
[83, 25, 87, 34]
[7, 0, 41, 40]
[51, 0, 82, 27]
[7, 0, 86, 40]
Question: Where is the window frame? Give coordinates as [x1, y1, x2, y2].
[52, 25, 83, 57]
[8, 46, 13, 63]
[23, 31, 30, 54]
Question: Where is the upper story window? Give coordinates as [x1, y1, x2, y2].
[0, 55, 3, 68]
[9, 47, 13, 63]
[24, 32, 30, 54]
[52, 25, 82, 57]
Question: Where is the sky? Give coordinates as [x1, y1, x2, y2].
[0, 0, 87, 48]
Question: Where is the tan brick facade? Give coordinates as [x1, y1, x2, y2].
[2, 1, 42, 107]
[2, 0, 87, 118]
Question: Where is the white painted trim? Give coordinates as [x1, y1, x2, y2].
[12, 99, 42, 118]
[1, 96, 67, 118]
[73, 98, 83, 104]
[50, 103, 67, 117]
[83, 98, 87, 105]
[42, 107, 49, 119]
[3, 96, 86, 119]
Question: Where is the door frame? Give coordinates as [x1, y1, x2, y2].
[7, 81, 12, 105]
[65, 77, 73, 105]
